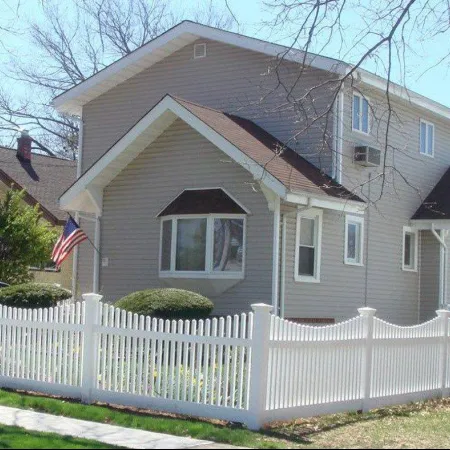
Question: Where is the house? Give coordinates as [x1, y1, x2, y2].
[55, 21, 450, 325]
[0, 132, 77, 289]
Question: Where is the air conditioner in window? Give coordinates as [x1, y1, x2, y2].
[354, 146, 381, 167]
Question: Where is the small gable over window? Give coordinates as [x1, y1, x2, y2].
[158, 188, 248, 217]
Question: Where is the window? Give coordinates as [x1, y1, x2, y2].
[402, 226, 418, 271]
[344, 215, 364, 265]
[420, 119, 434, 157]
[160, 216, 245, 278]
[352, 93, 370, 134]
[295, 209, 323, 282]
[194, 43, 207, 59]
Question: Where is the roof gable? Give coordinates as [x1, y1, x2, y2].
[60, 94, 363, 215]
[52, 21, 347, 116]
[412, 167, 450, 220]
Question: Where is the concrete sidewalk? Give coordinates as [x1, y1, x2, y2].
[0, 405, 245, 449]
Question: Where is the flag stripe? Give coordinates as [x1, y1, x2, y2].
[52, 217, 88, 268]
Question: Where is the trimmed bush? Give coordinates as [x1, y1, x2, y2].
[115, 288, 214, 319]
[0, 283, 71, 308]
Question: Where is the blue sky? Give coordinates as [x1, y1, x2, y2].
[1, 0, 450, 107]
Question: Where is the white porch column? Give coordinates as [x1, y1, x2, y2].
[93, 215, 101, 294]
[271, 196, 281, 314]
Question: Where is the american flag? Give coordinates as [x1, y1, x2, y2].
[52, 216, 87, 268]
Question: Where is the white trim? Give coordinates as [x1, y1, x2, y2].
[419, 118, 435, 158]
[272, 196, 281, 314]
[194, 42, 207, 59]
[159, 214, 246, 279]
[358, 70, 450, 121]
[280, 214, 287, 318]
[352, 92, 370, 135]
[60, 95, 287, 212]
[93, 216, 101, 293]
[411, 220, 450, 230]
[294, 208, 323, 283]
[344, 214, 365, 266]
[156, 187, 251, 217]
[71, 211, 79, 297]
[77, 117, 83, 178]
[402, 226, 418, 272]
[52, 21, 450, 122]
[53, 21, 347, 115]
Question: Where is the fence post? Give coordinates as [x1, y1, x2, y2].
[81, 293, 102, 403]
[358, 307, 376, 412]
[436, 309, 450, 398]
[247, 303, 272, 430]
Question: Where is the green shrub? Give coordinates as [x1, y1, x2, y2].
[0, 283, 71, 308]
[115, 288, 214, 320]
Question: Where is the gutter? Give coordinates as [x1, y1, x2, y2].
[431, 225, 448, 309]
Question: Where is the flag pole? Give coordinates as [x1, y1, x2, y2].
[68, 214, 101, 254]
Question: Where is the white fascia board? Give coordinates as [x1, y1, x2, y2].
[358, 70, 450, 120]
[411, 219, 450, 230]
[285, 192, 365, 214]
[60, 95, 287, 211]
[52, 21, 348, 115]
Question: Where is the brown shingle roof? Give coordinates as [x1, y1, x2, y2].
[173, 96, 363, 203]
[0, 147, 76, 225]
[412, 167, 450, 220]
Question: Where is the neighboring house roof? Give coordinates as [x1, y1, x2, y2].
[0, 146, 77, 225]
[52, 21, 450, 120]
[60, 94, 363, 215]
[412, 167, 450, 221]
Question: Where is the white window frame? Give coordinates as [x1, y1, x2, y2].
[159, 214, 246, 279]
[352, 92, 370, 135]
[419, 119, 435, 157]
[344, 215, 364, 266]
[295, 208, 323, 283]
[402, 226, 418, 272]
[194, 43, 207, 59]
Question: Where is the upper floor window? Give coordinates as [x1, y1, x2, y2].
[420, 119, 434, 157]
[344, 215, 364, 266]
[295, 208, 323, 283]
[352, 93, 370, 134]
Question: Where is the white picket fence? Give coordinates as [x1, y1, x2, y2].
[0, 294, 449, 429]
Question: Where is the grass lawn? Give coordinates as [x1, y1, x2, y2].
[1, 389, 450, 448]
[0, 424, 122, 449]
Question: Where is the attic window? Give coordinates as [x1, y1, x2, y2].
[194, 43, 207, 59]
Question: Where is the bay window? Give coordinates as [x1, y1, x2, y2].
[160, 215, 245, 277]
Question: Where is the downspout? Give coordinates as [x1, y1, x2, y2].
[431, 225, 448, 309]
[272, 196, 281, 315]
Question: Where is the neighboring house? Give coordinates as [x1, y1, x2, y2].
[55, 21, 450, 324]
[0, 132, 77, 289]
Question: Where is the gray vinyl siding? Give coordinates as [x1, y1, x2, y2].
[338, 85, 450, 324]
[81, 39, 337, 176]
[75, 217, 95, 298]
[99, 120, 273, 314]
[283, 209, 366, 322]
[419, 231, 440, 321]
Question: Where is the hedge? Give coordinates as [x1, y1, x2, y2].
[0, 283, 72, 308]
[115, 288, 214, 320]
